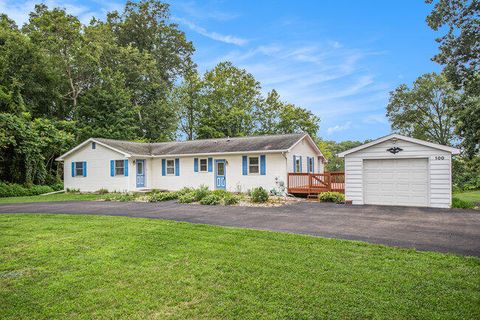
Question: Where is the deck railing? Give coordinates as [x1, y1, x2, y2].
[287, 172, 345, 194]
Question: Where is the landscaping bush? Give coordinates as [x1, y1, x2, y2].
[178, 187, 194, 196]
[250, 187, 269, 203]
[50, 183, 64, 191]
[318, 192, 345, 203]
[96, 188, 109, 195]
[194, 185, 210, 201]
[0, 183, 55, 197]
[452, 197, 475, 209]
[104, 193, 137, 202]
[212, 189, 230, 198]
[200, 194, 221, 205]
[66, 188, 80, 193]
[223, 193, 240, 205]
[178, 192, 196, 204]
[147, 191, 179, 202]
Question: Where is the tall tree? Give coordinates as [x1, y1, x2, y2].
[426, 0, 480, 155]
[172, 72, 202, 140]
[197, 62, 262, 138]
[386, 72, 459, 146]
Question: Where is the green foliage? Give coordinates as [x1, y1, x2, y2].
[0, 182, 54, 197]
[318, 140, 364, 172]
[319, 192, 345, 203]
[451, 197, 475, 209]
[199, 194, 221, 205]
[96, 188, 109, 195]
[211, 189, 230, 198]
[223, 193, 240, 205]
[178, 192, 196, 204]
[250, 187, 269, 203]
[50, 183, 64, 191]
[146, 191, 179, 202]
[193, 185, 210, 202]
[452, 156, 480, 191]
[386, 72, 458, 146]
[104, 193, 137, 202]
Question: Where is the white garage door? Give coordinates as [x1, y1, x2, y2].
[364, 159, 428, 207]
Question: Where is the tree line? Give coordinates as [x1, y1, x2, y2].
[0, 0, 319, 185]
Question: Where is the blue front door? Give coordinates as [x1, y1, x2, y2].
[136, 159, 145, 188]
[215, 159, 226, 190]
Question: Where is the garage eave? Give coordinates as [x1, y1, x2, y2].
[337, 134, 461, 157]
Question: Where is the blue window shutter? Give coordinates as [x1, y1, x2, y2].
[83, 161, 87, 177]
[312, 158, 315, 173]
[71, 162, 75, 177]
[293, 156, 296, 173]
[110, 160, 114, 177]
[124, 160, 128, 176]
[162, 159, 166, 176]
[175, 158, 180, 176]
[208, 158, 213, 172]
[194, 158, 199, 172]
[260, 155, 266, 175]
[300, 156, 303, 173]
[242, 156, 248, 175]
[307, 157, 311, 172]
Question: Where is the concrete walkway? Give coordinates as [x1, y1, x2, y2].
[0, 201, 479, 256]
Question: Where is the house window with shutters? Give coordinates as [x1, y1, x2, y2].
[75, 162, 84, 176]
[115, 160, 125, 176]
[166, 159, 175, 175]
[249, 156, 259, 174]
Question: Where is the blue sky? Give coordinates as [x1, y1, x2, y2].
[1, 0, 442, 141]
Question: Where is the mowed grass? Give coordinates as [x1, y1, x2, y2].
[1, 214, 479, 319]
[0, 193, 104, 203]
[454, 190, 480, 204]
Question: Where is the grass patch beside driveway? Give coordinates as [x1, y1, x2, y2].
[1, 214, 479, 319]
[0, 193, 105, 204]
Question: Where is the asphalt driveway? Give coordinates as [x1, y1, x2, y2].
[0, 201, 479, 256]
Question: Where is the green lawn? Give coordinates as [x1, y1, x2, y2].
[1, 214, 479, 319]
[454, 190, 480, 204]
[0, 193, 104, 203]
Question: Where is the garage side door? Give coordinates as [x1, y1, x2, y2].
[363, 159, 428, 207]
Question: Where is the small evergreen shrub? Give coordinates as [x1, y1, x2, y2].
[223, 193, 240, 205]
[250, 187, 269, 203]
[194, 185, 210, 201]
[319, 192, 345, 203]
[178, 192, 196, 204]
[452, 197, 475, 209]
[200, 194, 221, 205]
[147, 191, 179, 202]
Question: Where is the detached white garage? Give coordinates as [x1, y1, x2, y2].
[338, 134, 460, 208]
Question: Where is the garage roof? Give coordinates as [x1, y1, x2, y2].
[337, 134, 460, 157]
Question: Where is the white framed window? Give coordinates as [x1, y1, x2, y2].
[199, 158, 208, 172]
[308, 157, 314, 173]
[166, 159, 175, 175]
[75, 162, 84, 176]
[295, 157, 301, 173]
[249, 156, 259, 174]
[115, 160, 125, 176]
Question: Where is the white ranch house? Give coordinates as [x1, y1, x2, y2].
[56, 133, 325, 194]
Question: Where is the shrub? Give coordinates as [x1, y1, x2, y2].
[212, 189, 230, 198]
[178, 192, 196, 204]
[200, 194, 221, 205]
[96, 188, 109, 195]
[452, 197, 475, 209]
[223, 193, 240, 205]
[250, 187, 269, 203]
[104, 193, 137, 202]
[194, 185, 210, 201]
[0, 183, 55, 197]
[29, 185, 54, 195]
[319, 192, 345, 203]
[50, 183, 64, 191]
[66, 188, 80, 193]
[178, 187, 194, 196]
[147, 191, 179, 202]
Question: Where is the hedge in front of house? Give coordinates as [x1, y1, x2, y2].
[318, 192, 345, 203]
[0, 182, 59, 198]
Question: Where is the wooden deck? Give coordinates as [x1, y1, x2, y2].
[287, 172, 345, 195]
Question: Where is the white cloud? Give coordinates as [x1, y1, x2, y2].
[173, 17, 248, 46]
[363, 114, 388, 124]
[327, 121, 352, 135]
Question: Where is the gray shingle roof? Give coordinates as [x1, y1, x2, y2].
[95, 133, 306, 156]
